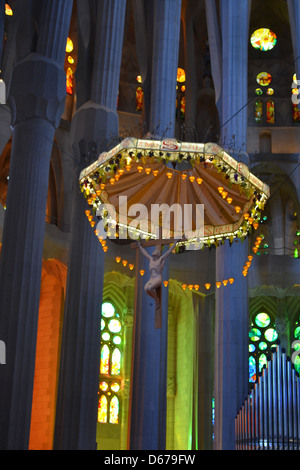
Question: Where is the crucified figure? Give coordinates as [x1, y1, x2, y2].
[137, 240, 178, 309]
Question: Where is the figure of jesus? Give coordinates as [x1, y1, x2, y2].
[137, 240, 178, 309]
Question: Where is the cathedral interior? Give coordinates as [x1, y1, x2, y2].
[0, 0, 300, 452]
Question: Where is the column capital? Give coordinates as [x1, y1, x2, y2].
[70, 101, 119, 166]
[8, 53, 66, 128]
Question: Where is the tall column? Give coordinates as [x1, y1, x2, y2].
[0, 0, 73, 450]
[130, 246, 169, 449]
[149, 0, 182, 138]
[54, 0, 126, 450]
[213, 0, 250, 450]
[288, 0, 300, 81]
[129, 0, 181, 450]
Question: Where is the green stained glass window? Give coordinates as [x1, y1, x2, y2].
[255, 88, 263, 95]
[111, 348, 121, 375]
[249, 328, 261, 341]
[99, 302, 123, 425]
[102, 302, 115, 318]
[295, 326, 300, 340]
[250, 28, 277, 51]
[113, 335, 122, 345]
[255, 313, 270, 328]
[259, 353, 268, 371]
[264, 328, 278, 342]
[249, 313, 278, 383]
[109, 319, 121, 333]
[102, 332, 110, 341]
[249, 356, 256, 383]
[255, 99, 263, 124]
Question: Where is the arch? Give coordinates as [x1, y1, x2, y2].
[250, 162, 300, 256]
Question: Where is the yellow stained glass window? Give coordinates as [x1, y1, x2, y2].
[177, 68, 186, 83]
[109, 396, 119, 424]
[98, 395, 108, 423]
[136, 86, 143, 111]
[256, 72, 272, 87]
[250, 28, 277, 51]
[100, 344, 110, 374]
[111, 348, 121, 375]
[98, 302, 122, 425]
[5, 3, 13, 15]
[66, 37, 73, 53]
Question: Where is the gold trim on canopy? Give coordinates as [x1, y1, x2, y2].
[79, 138, 269, 248]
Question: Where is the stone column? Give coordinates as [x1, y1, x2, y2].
[288, 0, 300, 80]
[213, 0, 250, 450]
[129, 246, 169, 450]
[53, 0, 126, 450]
[0, 0, 72, 450]
[149, 0, 182, 138]
[129, 0, 181, 450]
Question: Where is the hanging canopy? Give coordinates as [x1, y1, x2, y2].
[79, 138, 270, 248]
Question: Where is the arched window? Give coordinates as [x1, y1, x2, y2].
[249, 312, 278, 383]
[98, 302, 123, 424]
[255, 99, 263, 124]
[266, 99, 275, 124]
[66, 67, 74, 95]
[136, 86, 143, 111]
[292, 318, 300, 374]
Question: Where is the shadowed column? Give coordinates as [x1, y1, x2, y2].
[0, 0, 72, 450]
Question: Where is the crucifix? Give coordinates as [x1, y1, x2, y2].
[132, 237, 179, 329]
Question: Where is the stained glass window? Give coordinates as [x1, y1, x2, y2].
[98, 302, 123, 424]
[111, 348, 121, 375]
[136, 86, 144, 112]
[98, 395, 108, 423]
[5, 3, 13, 15]
[293, 322, 300, 374]
[248, 313, 278, 383]
[266, 100, 275, 124]
[255, 100, 263, 124]
[66, 37, 74, 53]
[109, 396, 119, 424]
[66, 67, 74, 95]
[250, 28, 277, 52]
[177, 68, 186, 83]
[256, 72, 272, 87]
[293, 104, 300, 123]
[100, 344, 110, 374]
